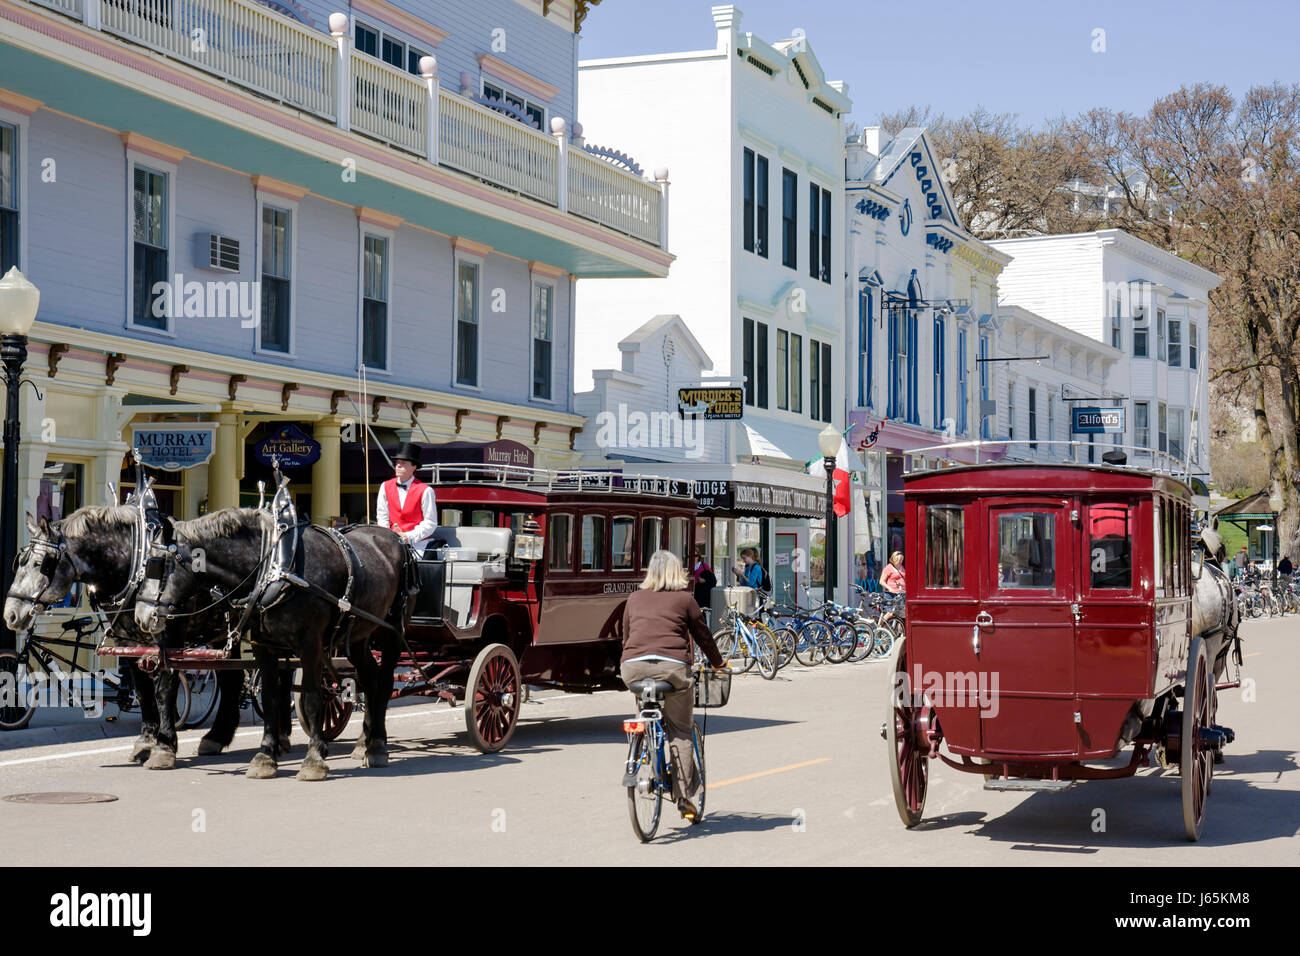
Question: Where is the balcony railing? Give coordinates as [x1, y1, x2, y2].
[19, 0, 666, 249]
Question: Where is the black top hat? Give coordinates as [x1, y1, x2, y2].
[392, 442, 423, 466]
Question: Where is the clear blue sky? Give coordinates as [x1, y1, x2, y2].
[577, 0, 1299, 127]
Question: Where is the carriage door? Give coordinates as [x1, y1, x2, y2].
[977, 499, 1078, 757]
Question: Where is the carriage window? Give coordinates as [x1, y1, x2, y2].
[471, 510, 494, 527]
[668, 517, 690, 569]
[548, 514, 573, 571]
[581, 515, 606, 571]
[1153, 501, 1164, 597]
[997, 512, 1055, 589]
[612, 516, 635, 570]
[641, 517, 662, 568]
[440, 509, 462, 526]
[925, 505, 963, 588]
[1088, 504, 1132, 589]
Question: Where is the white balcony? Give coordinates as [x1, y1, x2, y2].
[21, 0, 666, 249]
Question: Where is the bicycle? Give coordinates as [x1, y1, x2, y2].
[623, 665, 725, 842]
[0, 614, 191, 731]
[712, 603, 779, 679]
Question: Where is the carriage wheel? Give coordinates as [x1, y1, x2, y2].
[464, 644, 521, 753]
[293, 666, 355, 743]
[1181, 636, 1212, 841]
[885, 639, 928, 827]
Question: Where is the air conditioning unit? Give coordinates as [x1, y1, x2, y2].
[198, 233, 240, 273]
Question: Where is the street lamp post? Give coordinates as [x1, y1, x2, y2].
[818, 424, 839, 605]
[0, 267, 41, 652]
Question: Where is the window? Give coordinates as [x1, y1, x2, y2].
[808, 183, 831, 283]
[1111, 295, 1122, 349]
[859, 290, 873, 408]
[361, 234, 388, 368]
[777, 330, 788, 410]
[1134, 320, 1148, 358]
[888, 307, 917, 422]
[455, 261, 479, 386]
[132, 166, 169, 330]
[1168, 319, 1182, 368]
[611, 516, 635, 571]
[997, 512, 1055, 589]
[355, 22, 378, 56]
[1028, 387, 1038, 449]
[933, 317, 945, 430]
[1169, 407, 1185, 461]
[925, 505, 963, 588]
[743, 149, 755, 254]
[1088, 503, 1132, 589]
[259, 206, 291, 353]
[1047, 395, 1055, 451]
[742, 318, 768, 408]
[0, 122, 17, 272]
[668, 516, 690, 569]
[1158, 401, 1167, 454]
[1157, 308, 1166, 361]
[1153, 500, 1164, 597]
[1189, 323, 1199, 370]
[820, 187, 831, 284]
[548, 514, 573, 571]
[581, 515, 606, 571]
[1007, 383, 1016, 440]
[1134, 401, 1150, 451]
[532, 282, 553, 400]
[481, 81, 545, 130]
[781, 168, 797, 269]
[640, 517, 662, 568]
[755, 154, 768, 257]
[789, 332, 802, 414]
[356, 21, 430, 79]
[956, 326, 968, 435]
[810, 340, 832, 423]
[979, 333, 991, 439]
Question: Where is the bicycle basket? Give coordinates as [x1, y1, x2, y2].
[693, 668, 732, 709]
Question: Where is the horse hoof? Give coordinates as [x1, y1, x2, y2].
[196, 737, 226, 756]
[350, 741, 367, 761]
[246, 753, 278, 779]
[295, 759, 328, 782]
[144, 748, 176, 771]
[364, 749, 388, 769]
[130, 736, 156, 763]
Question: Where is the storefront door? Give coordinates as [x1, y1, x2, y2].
[774, 532, 798, 605]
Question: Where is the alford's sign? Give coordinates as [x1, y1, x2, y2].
[131, 425, 217, 471]
[677, 387, 743, 420]
[254, 424, 321, 469]
[1072, 407, 1125, 434]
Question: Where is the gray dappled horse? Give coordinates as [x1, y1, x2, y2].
[3, 509, 246, 767]
[134, 509, 410, 780]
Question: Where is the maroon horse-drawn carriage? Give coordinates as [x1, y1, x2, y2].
[886, 458, 1241, 840]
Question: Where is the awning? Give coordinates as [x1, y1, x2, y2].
[739, 418, 825, 464]
[697, 479, 827, 518]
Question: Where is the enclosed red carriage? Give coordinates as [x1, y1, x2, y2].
[886, 459, 1239, 840]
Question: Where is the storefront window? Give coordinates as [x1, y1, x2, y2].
[38, 462, 83, 523]
[713, 519, 731, 575]
[809, 519, 826, 588]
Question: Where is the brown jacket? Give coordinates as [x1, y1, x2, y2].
[620, 588, 724, 669]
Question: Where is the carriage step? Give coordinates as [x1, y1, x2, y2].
[983, 778, 1076, 793]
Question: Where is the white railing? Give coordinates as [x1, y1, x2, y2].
[100, 0, 336, 119]
[439, 89, 559, 205]
[902, 439, 1195, 483]
[30, 0, 83, 19]
[568, 147, 661, 245]
[350, 51, 425, 155]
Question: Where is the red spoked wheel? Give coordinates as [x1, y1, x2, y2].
[1181, 635, 1212, 841]
[884, 638, 929, 827]
[294, 666, 356, 742]
[465, 644, 521, 753]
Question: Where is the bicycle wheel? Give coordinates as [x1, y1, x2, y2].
[848, 623, 876, 662]
[692, 722, 706, 825]
[794, 621, 828, 667]
[171, 672, 192, 728]
[627, 730, 662, 843]
[872, 625, 896, 660]
[772, 627, 797, 670]
[751, 627, 779, 680]
[826, 623, 858, 664]
[179, 670, 220, 729]
[714, 627, 755, 674]
[1249, 598, 1264, 619]
[0, 648, 37, 731]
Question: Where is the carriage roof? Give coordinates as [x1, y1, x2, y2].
[903, 461, 1192, 500]
[421, 463, 697, 511]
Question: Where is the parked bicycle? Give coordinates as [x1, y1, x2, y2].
[711, 602, 779, 679]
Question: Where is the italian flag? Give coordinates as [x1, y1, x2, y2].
[807, 429, 853, 518]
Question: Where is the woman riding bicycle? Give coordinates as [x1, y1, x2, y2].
[621, 549, 725, 822]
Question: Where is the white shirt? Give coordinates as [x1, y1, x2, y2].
[375, 480, 438, 554]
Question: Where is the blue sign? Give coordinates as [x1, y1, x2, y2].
[1072, 406, 1125, 434]
[255, 423, 321, 469]
[132, 425, 217, 471]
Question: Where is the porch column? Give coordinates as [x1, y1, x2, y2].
[312, 416, 343, 527]
[210, 404, 239, 509]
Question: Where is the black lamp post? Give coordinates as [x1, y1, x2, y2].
[818, 423, 840, 605]
[0, 267, 40, 652]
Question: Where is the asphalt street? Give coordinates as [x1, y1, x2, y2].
[0, 615, 1296, 865]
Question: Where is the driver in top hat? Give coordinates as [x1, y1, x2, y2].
[375, 442, 438, 555]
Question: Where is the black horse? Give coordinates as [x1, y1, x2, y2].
[135, 509, 410, 780]
[2, 509, 249, 767]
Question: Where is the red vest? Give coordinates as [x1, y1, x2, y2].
[383, 477, 429, 533]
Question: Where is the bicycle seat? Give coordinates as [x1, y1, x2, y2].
[628, 679, 675, 698]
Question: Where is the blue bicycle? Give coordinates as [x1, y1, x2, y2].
[623, 676, 710, 842]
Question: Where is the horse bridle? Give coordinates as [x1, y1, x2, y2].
[9, 532, 72, 610]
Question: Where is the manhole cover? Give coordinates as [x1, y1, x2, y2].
[3, 792, 119, 805]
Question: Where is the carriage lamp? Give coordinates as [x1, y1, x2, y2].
[0, 267, 40, 652]
[818, 424, 840, 605]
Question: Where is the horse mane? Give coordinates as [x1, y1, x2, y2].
[58, 504, 139, 537]
[175, 508, 271, 541]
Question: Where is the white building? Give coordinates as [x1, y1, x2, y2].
[573, 5, 852, 600]
[988, 230, 1220, 481]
